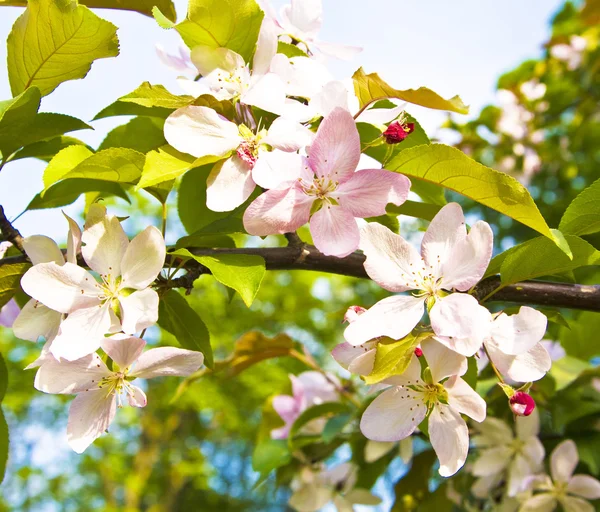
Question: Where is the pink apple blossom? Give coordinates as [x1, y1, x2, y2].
[243, 108, 411, 257]
[0, 299, 19, 328]
[360, 339, 486, 477]
[34, 334, 204, 453]
[344, 202, 493, 347]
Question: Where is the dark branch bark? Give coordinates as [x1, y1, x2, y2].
[0, 205, 25, 254]
[2, 244, 600, 312]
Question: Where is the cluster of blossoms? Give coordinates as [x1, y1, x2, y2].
[9, 206, 204, 452]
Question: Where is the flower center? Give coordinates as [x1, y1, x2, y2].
[301, 176, 339, 200]
[214, 66, 248, 95]
[236, 140, 259, 167]
[98, 369, 136, 407]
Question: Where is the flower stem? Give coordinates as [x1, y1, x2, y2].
[161, 203, 167, 238]
[482, 343, 505, 384]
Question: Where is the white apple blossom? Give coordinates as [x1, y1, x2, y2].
[344, 202, 493, 349]
[34, 334, 204, 453]
[520, 440, 600, 511]
[288, 463, 380, 512]
[164, 106, 313, 211]
[20, 205, 166, 361]
[360, 339, 486, 476]
[550, 36, 587, 70]
[471, 412, 545, 498]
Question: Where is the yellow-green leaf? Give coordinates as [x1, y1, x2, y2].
[559, 178, 600, 237]
[118, 82, 194, 109]
[363, 335, 421, 385]
[7, 0, 119, 97]
[0, 263, 31, 308]
[353, 67, 469, 114]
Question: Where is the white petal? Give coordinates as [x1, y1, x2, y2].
[522, 437, 546, 470]
[82, 213, 129, 277]
[67, 389, 117, 453]
[34, 352, 109, 394]
[516, 408, 541, 439]
[347, 349, 376, 376]
[473, 417, 513, 447]
[429, 404, 469, 477]
[490, 307, 548, 356]
[21, 262, 100, 314]
[252, 150, 307, 190]
[343, 295, 425, 346]
[331, 342, 365, 369]
[64, 212, 82, 265]
[264, 117, 314, 152]
[24, 339, 53, 370]
[567, 475, 600, 500]
[551, 439, 579, 483]
[22, 235, 64, 265]
[316, 41, 363, 60]
[486, 341, 551, 382]
[421, 338, 468, 382]
[120, 226, 166, 289]
[176, 77, 212, 97]
[206, 156, 256, 212]
[519, 494, 557, 512]
[190, 45, 245, 76]
[358, 222, 424, 292]
[308, 80, 350, 117]
[118, 288, 159, 335]
[12, 299, 62, 342]
[356, 104, 405, 125]
[101, 335, 145, 369]
[50, 304, 112, 361]
[445, 376, 486, 422]
[471, 446, 513, 476]
[130, 347, 204, 379]
[288, 483, 332, 512]
[383, 354, 422, 386]
[332, 495, 354, 512]
[471, 474, 503, 499]
[253, 18, 278, 76]
[164, 106, 241, 159]
[560, 496, 595, 512]
[127, 385, 147, 408]
[360, 386, 426, 442]
[507, 454, 535, 497]
[242, 72, 287, 114]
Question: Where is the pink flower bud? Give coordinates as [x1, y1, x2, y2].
[343, 305, 366, 324]
[509, 392, 536, 416]
[414, 347, 423, 357]
[383, 121, 415, 144]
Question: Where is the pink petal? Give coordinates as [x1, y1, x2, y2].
[272, 394, 301, 424]
[118, 288, 160, 335]
[348, 349, 376, 375]
[131, 347, 204, 379]
[485, 341, 551, 382]
[0, 299, 20, 328]
[67, 389, 117, 453]
[243, 185, 312, 236]
[344, 294, 425, 346]
[206, 155, 256, 212]
[34, 352, 109, 394]
[358, 223, 424, 292]
[127, 385, 147, 408]
[309, 204, 359, 257]
[335, 169, 410, 218]
[307, 107, 360, 182]
[489, 307, 548, 356]
[101, 335, 146, 369]
[445, 376, 486, 422]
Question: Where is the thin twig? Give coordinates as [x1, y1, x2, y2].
[0, 204, 26, 254]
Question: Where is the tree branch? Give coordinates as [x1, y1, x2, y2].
[2, 244, 599, 311]
[0, 205, 25, 254]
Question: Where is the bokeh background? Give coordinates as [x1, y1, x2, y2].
[0, 0, 598, 510]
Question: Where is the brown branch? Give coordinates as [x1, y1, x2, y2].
[2, 244, 600, 311]
[0, 205, 25, 254]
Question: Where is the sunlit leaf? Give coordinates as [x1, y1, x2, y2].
[559, 178, 600, 236]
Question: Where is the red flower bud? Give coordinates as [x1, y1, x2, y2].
[509, 391, 536, 416]
[414, 347, 423, 357]
[383, 121, 415, 144]
[343, 305, 367, 324]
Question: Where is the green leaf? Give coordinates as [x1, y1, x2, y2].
[144, 180, 174, 205]
[171, 249, 265, 307]
[175, 0, 264, 62]
[0, 408, 7, 486]
[276, 41, 307, 58]
[11, 136, 89, 163]
[176, 234, 236, 249]
[7, 0, 119, 97]
[485, 235, 600, 285]
[288, 402, 351, 447]
[152, 6, 176, 28]
[137, 145, 220, 189]
[364, 335, 421, 385]
[550, 356, 592, 391]
[322, 414, 351, 444]
[353, 68, 469, 114]
[386, 200, 442, 222]
[252, 438, 291, 476]
[0, 353, 7, 402]
[392, 450, 437, 511]
[0, 87, 41, 159]
[463, 356, 478, 390]
[43, 147, 145, 190]
[386, 144, 556, 242]
[99, 117, 166, 154]
[559, 178, 600, 236]
[118, 82, 194, 109]
[157, 289, 213, 368]
[94, 101, 172, 120]
[560, 312, 600, 360]
[27, 179, 129, 210]
[0, 263, 30, 308]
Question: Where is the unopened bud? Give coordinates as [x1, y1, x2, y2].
[383, 120, 415, 144]
[509, 391, 536, 416]
[414, 347, 423, 357]
[343, 305, 367, 324]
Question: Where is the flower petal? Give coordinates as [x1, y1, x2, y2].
[67, 389, 117, 453]
[567, 475, 600, 500]
[101, 334, 145, 369]
[360, 386, 426, 442]
[516, 408, 541, 439]
[82, 213, 129, 277]
[551, 439, 579, 483]
[485, 341, 551, 382]
[272, 394, 300, 424]
[190, 45, 245, 76]
[120, 226, 165, 289]
[64, 212, 82, 265]
[206, 155, 256, 212]
[288, 484, 332, 512]
[243, 184, 312, 235]
[471, 445, 513, 476]
[336, 169, 411, 218]
[22, 235, 64, 265]
[309, 204, 359, 257]
[445, 376, 486, 422]
[252, 151, 307, 190]
[21, 262, 100, 314]
[348, 349, 376, 376]
[12, 299, 61, 341]
[242, 72, 288, 114]
[307, 107, 360, 182]
[490, 307, 548, 356]
[270, 54, 332, 99]
[0, 299, 19, 328]
[164, 105, 241, 159]
[34, 352, 109, 394]
[429, 404, 469, 477]
[252, 18, 278, 76]
[358, 222, 424, 292]
[130, 347, 204, 379]
[560, 496, 595, 512]
[127, 385, 147, 408]
[441, 221, 494, 291]
[344, 295, 425, 346]
[507, 454, 536, 497]
[519, 494, 557, 512]
[308, 80, 350, 117]
[316, 41, 363, 60]
[50, 304, 112, 361]
[263, 117, 314, 152]
[331, 341, 367, 369]
[119, 288, 159, 335]
[357, 104, 405, 125]
[421, 338, 468, 382]
[364, 440, 397, 463]
[281, 0, 322, 36]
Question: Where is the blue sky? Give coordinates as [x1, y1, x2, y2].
[0, 0, 564, 240]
